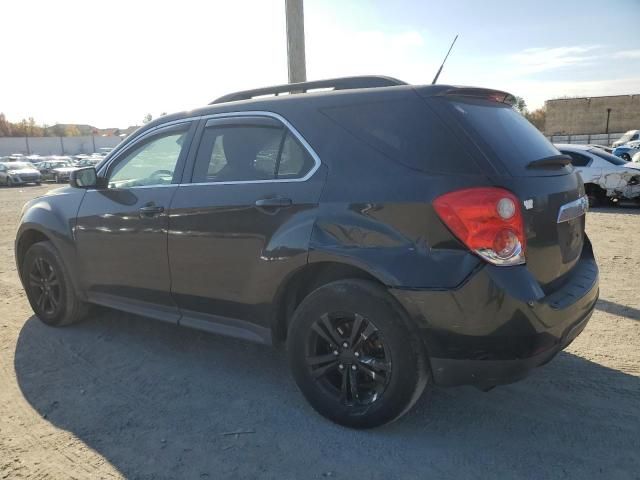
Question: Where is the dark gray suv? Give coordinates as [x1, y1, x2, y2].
[16, 76, 598, 428]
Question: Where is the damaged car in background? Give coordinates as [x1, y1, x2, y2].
[612, 140, 640, 162]
[556, 143, 640, 206]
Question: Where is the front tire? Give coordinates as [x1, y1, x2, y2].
[22, 241, 88, 326]
[287, 279, 430, 428]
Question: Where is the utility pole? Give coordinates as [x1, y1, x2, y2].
[605, 108, 612, 134]
[285, 0, 307, 83]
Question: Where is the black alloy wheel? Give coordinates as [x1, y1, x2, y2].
[306, 312, 392, 407]
[288, 279, 429, 428]
[28, 256, 62, 317]
[22, 241, 89, 326]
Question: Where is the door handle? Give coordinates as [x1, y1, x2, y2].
[254, 197, 292, 208]
[139, 204, 165, 216]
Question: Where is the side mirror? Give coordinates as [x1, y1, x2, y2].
[70, 167, 99, 188]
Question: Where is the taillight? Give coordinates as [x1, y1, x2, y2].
[433, 187, 526, 266]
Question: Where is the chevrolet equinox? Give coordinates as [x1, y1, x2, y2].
[15, 76, 598, 428]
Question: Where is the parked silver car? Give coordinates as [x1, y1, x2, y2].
[37, 159, 78, 183]
[0, 161, 41, 186]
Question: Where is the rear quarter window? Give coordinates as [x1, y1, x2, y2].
[320, 98, 480, 175]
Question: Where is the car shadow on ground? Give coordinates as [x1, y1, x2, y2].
[597, 298, 640, 321]
[15, 312, 640, 479]
[590, 205, 640, 215]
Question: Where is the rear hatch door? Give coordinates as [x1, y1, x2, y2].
[423, 90, 586, 289]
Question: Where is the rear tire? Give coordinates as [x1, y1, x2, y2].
[585, 183, 606, 208]
[287, 279, 430, 428]
[22, 241, 89, 326]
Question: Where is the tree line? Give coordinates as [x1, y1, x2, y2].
[0, 113, 87, 137]
[513, 97, 546, 131]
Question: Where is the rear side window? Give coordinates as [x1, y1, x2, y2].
[449, 100, 559, 170]
[321, 98, 479, 175]
[192, 125, 315, 183]
[560, 151, 591, 167]
[277, 133, 316, 178]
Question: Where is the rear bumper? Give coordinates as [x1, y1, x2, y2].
[391, 239, 599, 389]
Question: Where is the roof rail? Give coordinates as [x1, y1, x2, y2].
[210, 75, 407, 104]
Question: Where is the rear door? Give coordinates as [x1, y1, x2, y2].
[168, 114, 325, 337]
[428, 95, 587, 288]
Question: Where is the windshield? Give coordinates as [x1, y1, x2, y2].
[618, 131, 637, 143]
[589, 148, 628, 166]
[7, 162, 33, 170]
[52, 162, 72, 167]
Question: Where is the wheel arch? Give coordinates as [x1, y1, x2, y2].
[270, 260, 389, 345]
[15, 227, 51, 272]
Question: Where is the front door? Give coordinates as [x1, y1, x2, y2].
[75, 121, 195, 320]
[168, 115, 325, 338]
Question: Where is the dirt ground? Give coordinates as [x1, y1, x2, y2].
[0, 184, 638, 480]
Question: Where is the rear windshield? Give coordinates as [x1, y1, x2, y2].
[589, 148, 628, 166]
[449, 100, 559, 172]
[320, 98, 480, 175]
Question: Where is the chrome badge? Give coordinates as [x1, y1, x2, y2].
[523, 199, 534, 210]
[557, 196, 588, 223]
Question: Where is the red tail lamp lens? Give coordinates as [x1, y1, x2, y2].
[433, 187, 526, 266]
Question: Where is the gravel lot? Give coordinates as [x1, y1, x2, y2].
[1, 184, 638, 479]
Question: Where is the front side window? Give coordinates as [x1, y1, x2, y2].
[192, 123, 315, 183]
[108, 128, 187, 188]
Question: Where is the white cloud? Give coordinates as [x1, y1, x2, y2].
[613, 49, 640, 59]
[508, 45, 601, 74]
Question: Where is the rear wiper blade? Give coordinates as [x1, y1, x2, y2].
[526, 155, 571, 169]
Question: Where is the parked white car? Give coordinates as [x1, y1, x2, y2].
[612, 130, 640, 147]
[0, 161, 42, 186]
[555, 144, 640, 206]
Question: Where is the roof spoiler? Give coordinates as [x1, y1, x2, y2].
[438, 87, 516, 106]
[210, 76, 407, 104]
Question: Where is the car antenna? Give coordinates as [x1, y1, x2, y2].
[431, 34, 459, 85]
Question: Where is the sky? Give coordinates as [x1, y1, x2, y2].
[2, 0, 639, 128]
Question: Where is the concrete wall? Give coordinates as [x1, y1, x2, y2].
[0, 136, 122, 156]
[545, 94, 640, 135]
